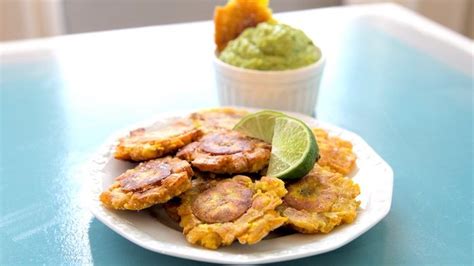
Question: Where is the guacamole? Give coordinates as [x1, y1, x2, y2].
[219, 22, 321, 71]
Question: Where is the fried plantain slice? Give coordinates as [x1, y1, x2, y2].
[313, 128, 357, 175]
[214, 0, 273, 52]
[177, 129, 271, 174]
[192, 179, 253, 223]
[178, 175, 287, 249]
[190, 107, 249, 133]
[279, 164, 360, 234]
[115, 118, 202, 161]
[100, 157, 193, 210]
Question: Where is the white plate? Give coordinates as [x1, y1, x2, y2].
[88, 108, 393, 264]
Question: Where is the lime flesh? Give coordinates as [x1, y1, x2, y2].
[266, 116, 318, 179]
[234, 111, 318, 179]
[233, 110, 285, 143]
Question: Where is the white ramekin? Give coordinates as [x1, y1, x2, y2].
[213, 54, 325, 116]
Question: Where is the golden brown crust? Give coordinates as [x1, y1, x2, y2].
[279, 164, 360, 234]
[177, 130, 271, 174]
[115, 119, 202, 161]
[100, 157, 193, 210]
[313, 128, 357, 175]
[190, 107, 249, 133]
[177, 175, 287, 249]
[191, 180, 253, 223]
[214, 0, 273, 52]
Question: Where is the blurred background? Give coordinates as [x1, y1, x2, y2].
[1, 0, 473, 42]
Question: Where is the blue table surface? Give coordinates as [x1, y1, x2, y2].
[1, 20, 473, 265]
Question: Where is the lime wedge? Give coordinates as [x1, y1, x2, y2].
[234, 111, 319, 179]
[233, 110, 285, 143]
[267, 116, 318, 179]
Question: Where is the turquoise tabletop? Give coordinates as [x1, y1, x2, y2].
[1, 7, 473, 266]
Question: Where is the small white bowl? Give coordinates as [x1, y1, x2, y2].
[213, 54, 325, 116]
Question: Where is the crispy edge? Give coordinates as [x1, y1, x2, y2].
[190, 107, 249, 132]
[279, 165, 360, 234]
[313, 128, 357, 175]
[100, 159, 193, 211]
[115, 127, 202, 161]
[214, 0, 273, 52]
[177, 176, 287, 249]
[190, 144, 271, 174]
[177, 131, 271, 174]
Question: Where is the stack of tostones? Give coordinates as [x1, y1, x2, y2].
[99, 107, 361, 250]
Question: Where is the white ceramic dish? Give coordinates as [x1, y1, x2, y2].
[88, 108, 393, 264]
[214, 56, 326, 116]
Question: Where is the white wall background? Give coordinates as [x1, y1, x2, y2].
[63, 0, 341, 34]
[1, 0, 472, 41]
[0, 0, 63, 41]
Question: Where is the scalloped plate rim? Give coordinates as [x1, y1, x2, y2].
[88, 107, 394, 264]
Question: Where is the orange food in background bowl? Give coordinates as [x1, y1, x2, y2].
[214, 0, 273, 52]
